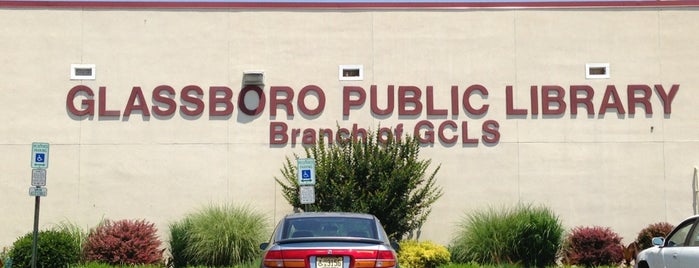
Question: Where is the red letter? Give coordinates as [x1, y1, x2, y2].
[451, 86, 459, 116]
[438, 120, 458, 144]
[461, 121, 478, 144]
[209, 86, 234, 117]
[67, 85, 94, 116]
[180, 85, 205, 116]
[541, 85, 566, 115]
[319, 128, 334, 144]
[298, 85, 325, 116]
[302, 129, 317, 145]
[654, 84, 679, 114]
[123, 86, 151, 117]
[152, 85, 177, 116]
[351, 124, 368, 142]
[98, 86, 120, 117]
[336, 128, 351, 144]
[371, 85, 394, 116]
[464, 84, 489, 115]
[426, 86, 447, 116]
[394, 123, 404, 142]
[627, 84, 652, 115]
[414, 120, 434, 144]
[269, 122, 288, 145]
[530, 86, 539, 115]
[505, 86, 527, 115]
[482, 120, 500, 144]
[398, 86, 422, 116]
[378, 127, 393, 144]
[238, 85, 266, 116]
[270, 86, 294, 117]
[343, 86, 366, 116]
[570, 85, 594, 115]
[599, 85, 625, 115]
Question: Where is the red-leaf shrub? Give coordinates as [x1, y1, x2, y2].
[635, 222, 674, 250]
[561, 226, 624, 267]
[84, 219, 163, 265]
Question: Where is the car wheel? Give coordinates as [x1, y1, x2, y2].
[637, 260, 650, 268]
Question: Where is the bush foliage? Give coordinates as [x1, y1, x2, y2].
[635, 222, 674, 250]
[398, 240, 451, 268]
[449, 204, 563, 267]
[168, 218, 193, 268]
[276, 129, 443, 240]
[561, 226, 624, 267]
[168, 204, 269, 267]
[9, 229, 81, 268]
[51, 220, 89, 255]
[83, 219, 163, 265]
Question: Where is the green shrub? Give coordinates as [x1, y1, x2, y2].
[51, 220, 89, 262]
[438, 263, 521, 268]
[83, 219, 163, 265]
[560, 226, 624, 267]
[70, 262, 162, 268]
[9, 229, 81, 268]
[398, 240, 450, 268]
[167, 218, 192, 268]
[635, 222, 674, 250]
[276, 130, 443, 241]
[170, 204, 269, 267]
[449, 203, 563, 267]
[1, 246, 9, 267]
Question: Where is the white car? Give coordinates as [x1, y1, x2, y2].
[635, 215, 699, 268]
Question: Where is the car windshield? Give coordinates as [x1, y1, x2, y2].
[282, 216, 378, 239]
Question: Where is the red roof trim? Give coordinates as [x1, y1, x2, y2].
[1, 0, 698, 9]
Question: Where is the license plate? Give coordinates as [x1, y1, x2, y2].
[316, 256, 343, 268]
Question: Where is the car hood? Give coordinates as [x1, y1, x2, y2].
[635, 246, 661, 268]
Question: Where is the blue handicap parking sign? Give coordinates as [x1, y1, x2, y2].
[35, 153, 45, 163]
[31, 142, 50, 169]
[297, 158, 315, 185]
[301, 169, 311, 180]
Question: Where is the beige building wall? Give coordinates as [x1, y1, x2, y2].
[1, 3, 699, 248]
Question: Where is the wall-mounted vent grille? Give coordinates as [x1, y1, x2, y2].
[339, 65, 363, 81]
[585, 63, 610, 79]
[243, 71, 264, 85]
[71, 64, 96, 80]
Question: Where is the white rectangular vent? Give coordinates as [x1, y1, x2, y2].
[585, 63, 610, 79]
[339, 65, 363, 81]
[243, 71, 264, 85]
[71, 64, 96, 80]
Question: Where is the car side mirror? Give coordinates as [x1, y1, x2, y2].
[652, 237, 664, 247]
[259, 242, 269, 250]
[390, 241, 400, 252]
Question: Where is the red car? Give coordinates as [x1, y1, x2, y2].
[260, 212, 399, 268]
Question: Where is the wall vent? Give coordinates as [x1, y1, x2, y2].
[585, 63, 610, 79]
[243, 71, 264, 85]
[339, 65, 363, 81]
[71, 64, 96, 80]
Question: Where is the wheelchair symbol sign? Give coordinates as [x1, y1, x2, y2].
[31, 142, 50, 169]
[297, 158, 316, 186]
[301, 169, 311, 180]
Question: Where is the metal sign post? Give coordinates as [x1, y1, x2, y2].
[30, 191, 41, 268]
[29, 142, 49, 268]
